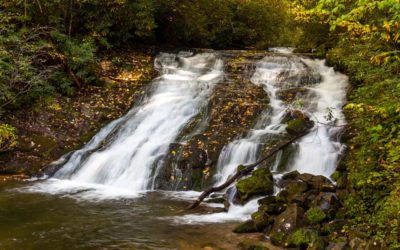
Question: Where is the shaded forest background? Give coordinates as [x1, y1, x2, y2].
[1, 0, 400, 248]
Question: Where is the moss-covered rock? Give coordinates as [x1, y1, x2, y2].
[306, 207, 327, 225]
[233, 220, 258, 233]
[272, 203, 305, 234]
[282, 170, 300, 180]
[236, 168, 274, 201]
[269, 231, 287, 246]
[298, 173, 335, 192]
[238, 241, 270, 250]
[251, 211, 273, 231]
[286, 119, 313, 135]
[286, 229, 318, 248]
[308, 236, 328, 250]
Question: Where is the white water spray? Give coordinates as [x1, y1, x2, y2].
[51, 53, 224, 194]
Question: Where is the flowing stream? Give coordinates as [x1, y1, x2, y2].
[0, 49, 348, 249]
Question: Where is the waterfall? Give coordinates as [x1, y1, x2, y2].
[51, 52, 224, 193]
[174, 53, 348, 224]
[215, 55, 348, 185]
[32, 50, 348, 224]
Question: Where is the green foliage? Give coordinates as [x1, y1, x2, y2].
[0, 123, 17, 152]
[286, 229, 317, 248]
[306, 207, 326, 225]
[295, 0, 400, 247]
[236, 168, 273, 201]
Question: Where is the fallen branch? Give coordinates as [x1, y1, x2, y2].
[185, 132, 308, 210]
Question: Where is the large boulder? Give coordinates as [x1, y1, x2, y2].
[233, 220, 258, 233]
[298, 173, 335, 192]
[271, 203, 305, 235]
[284, 110, 314, 135]
[312, 192, 341, 218]
[286, 119, 314, 135]
[236, 168, 274, 201]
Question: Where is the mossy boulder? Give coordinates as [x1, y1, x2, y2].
[313, 192, 341, 218]
[238, 241, 270, 250]
[286, 119, 313, 135]
[271, 203, 305, 234]
[236, 168, 273, 201]
[269, 231, 287, 246]
[308, 236, 328, 250]
[251, 211, 274, 231]
[298, 173, 335, 192]
[276, 180, 308, 204]
[282, 170, 300, 180]
[286, 229, 318, 248]
[306, 207, 327, 225]
[258, 196, 287, 215]
[233, 220, 258, 233]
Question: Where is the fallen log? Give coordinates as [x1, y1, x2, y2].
[185, 132, 307, 210]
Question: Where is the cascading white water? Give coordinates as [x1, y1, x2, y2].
[177, 53, 349, 224]
[215, 55, 348, 185]
[51, 53, 224, 194]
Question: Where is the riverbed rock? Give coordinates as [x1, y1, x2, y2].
[286, 119, 314, 135]
[233, 220, 258, 233]
[308, 236, 328, 250]
[251, 211, 274, 232]
[271, 203, 305, 234]
[326, 238, 350, 250]
[236, 168, 273, 202]
[312, 192, 341, 219]
[298, 173, 335, 192]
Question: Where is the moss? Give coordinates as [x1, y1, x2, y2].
[287, 229, 314, 248]
[233, 220, 258, 233]
[238, 242, 270, 250]
[331, 171, 340, 181]
[237, 164, 245, 172]
[286, 181, 308, 198]
[286, 119, 307, 135]
[236, 168, 273, 201]
[307, 207, 327, 225]
[269, 232, 287, 246]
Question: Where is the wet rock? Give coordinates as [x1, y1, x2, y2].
[233, 220, 258, 233]
[286, 228, 317, 248]
[308, 236, 328, 250]
[276, 180, 308, 203]
[258, 196, 287, 215]
[277, 88, 311, 104]
[237, 241, 270, 250]
[298, 174, 335, 192]
[313, 193, 341, 218]
[326, 238, 350, 250]
[236, 168, 273, 201]
[251, 211, 274, 231]
[271, 203, 305, 234]
[282, 170, 300, 180]
[269, 231, 287, 246]
[286, 119, 314, 135]
[224, 201, 231, 212]
[349, 237, 364, 249]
